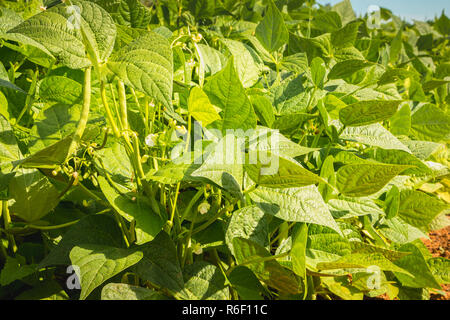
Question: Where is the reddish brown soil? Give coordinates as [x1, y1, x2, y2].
[421, 226, 450, 300]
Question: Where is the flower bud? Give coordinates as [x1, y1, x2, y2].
[198, 202, 210, 215]
[145, 134, 158, 147]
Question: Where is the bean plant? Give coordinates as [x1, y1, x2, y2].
[0, 0, 449, 300]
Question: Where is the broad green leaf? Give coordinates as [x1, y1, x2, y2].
[410, 104, 450, 142]
[317, 253, 412, 276]
[0, 114, 22, 172]
[291, 223, 308, 279]
[249, 94, 275, 128]
[203, 57, 257, 132]
[339, 100, 402, 127]
[225, 205, 269, 256]
[312, 12, 342, 33]
[331, 21, 362, 48]
[196, 44, 227, 76]
[306, 224, 351, 268]
[321, 276, 363, 300]
[389, 103, 411, 136]
[0, 256, 36, 286]
[393, 242, 441, 289]
[69, 244, 143, 300]
[370, 148, 431, 176]
[427, 257, 450, 284]
[191, 134, 244, 194]
[340, 123, 411, 152]
[336, 163, 411, 197]
[39, 214, 125, 267]
[115, 0, 151, 28]
[310, 57, 326, 89]
[179, 262, 229, 300]
[328, 60, 372, 80]
[7, 0, 116, 69]
[221, 38, 263, 88]
[188, 87, 221, 126]
[249, 185, 341, 234]
[232, 238, 300, 295]
[98, 175, 164, 244]
[422, 79, 450, 92]
[38, 76, 83, 105]
[107, 32, 173, 109]
[14, 280, 70, 300]
[133, 231, 184, 294]
[245, 153, 325, 188]
[332, 0, 356, 25]
[379, 217, 428, 244]
[349, 242, 409, 261]
[188, 0, 216, 18]
[101, 283, 168, 300]
[255, 0, 289, 52]
[228, 266, 265, 300]
[401, 140, 443, 160]
[385, 185, 400, 219]
[397, 190, 449, 229]
[9, 168, 60, 222]
[328, 197, 385, 219]
[279, 53, 308, 75]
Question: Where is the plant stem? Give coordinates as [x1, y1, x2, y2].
[69, 67, 91, 156]
[2, 201, 17, 253]
[16, 68, 38, 125]
[101, 81, 121, 138]
[117, 80, 129, 131]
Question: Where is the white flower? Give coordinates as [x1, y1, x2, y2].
[175, 125, 187, 136]
[145, 134, 158, 147]
[198, 202, 210, 215]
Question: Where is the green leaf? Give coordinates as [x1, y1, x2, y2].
[340, 123, 411, 152]
[245, 153, 325, 188]
[107, 31, 173, 109]
[385, 185, 400, 219]
[317, 253, 412, 276]
[427, 257, 450, 284]
[370, 148, 432, 176]
[9, 168, 60, 222]
[312, 11, 342, 33]
[133, 231, 184, 294]
[249, 94, 275, 127]
[249, 185, 341, 234]
[339, 100, 402, 127]
[328, 197, 385, 219]
[203, 57, 257, 132]
[310, 57, 326, 89]
[0, 114, 22, 172]
[410, 104, 450, 142]
[328, 60, 372, 80]
[39, 214, 125, 267]
[331, 21, 362, 48]
[101, 283, 168, 300]
[397, 190, 449, 229]
[291, 223, 308, 279]
[179, 262, 229, 300]
[7, 0, 116, 69]
[221, 38, 263, 88]
[332, 0, 356, 25]
[0, 256, 36, 286]
[393, 242, 441, 289]
[336, 163, 411, 197]
[228, 266, 265, 300]
[225, 205, 269, 257]
[188, 86, 221, 126]
[15, 280, 69, 300]
[69, 244, 143, 300]
[389, 103, 411, 136]
[98, 175, 164, 244]
[232, 237, 300, 295]
[38, 76, 83, 105]
[115, 0, 151, 28]
[255, 0, 289, 52]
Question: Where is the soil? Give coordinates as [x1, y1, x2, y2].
[421, 225, 450, 300]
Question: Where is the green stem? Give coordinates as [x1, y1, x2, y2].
[2, 201, 17, 253]
[26, 220, 81, 230]
[16, 69, 38, 125]
[101, 81, 121, 138]
[236, 251, 290, 268]
[69, 67, 91, 156]
[118, 80, 129, 131]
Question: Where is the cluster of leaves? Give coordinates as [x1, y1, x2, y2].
[0, 0, 449, 300]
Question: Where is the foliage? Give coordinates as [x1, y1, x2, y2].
[0, 0, 449, 300]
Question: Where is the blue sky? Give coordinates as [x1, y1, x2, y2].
[316, 0, 450, 21]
